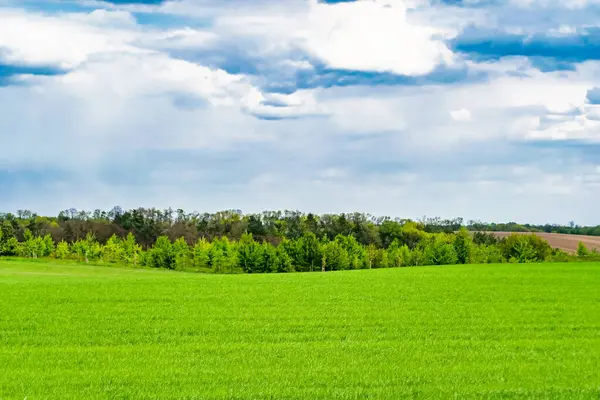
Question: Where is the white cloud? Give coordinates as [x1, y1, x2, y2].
[208, 0, 454, 76]
[0, 9, 142, 69]
[297, 0, 454, 75]
[450, 108, 472, 121]
[323, 95, 407, 134]
[146, 27, 218, 51]
[1, 0, 600, 224]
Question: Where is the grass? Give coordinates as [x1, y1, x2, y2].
[1, 260, 599, 399]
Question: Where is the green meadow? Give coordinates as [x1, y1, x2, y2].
[1, 260, 599, 399]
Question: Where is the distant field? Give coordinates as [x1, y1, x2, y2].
[1, 260, 600, 399]
[485, 232, 600, 253]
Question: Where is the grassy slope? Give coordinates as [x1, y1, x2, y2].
[0, 260, 599, 399]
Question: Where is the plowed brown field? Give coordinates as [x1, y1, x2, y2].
[486, 232, 600, 253]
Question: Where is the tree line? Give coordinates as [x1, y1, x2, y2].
[3, 207, 599, 248]
[1, 207, 597, 272]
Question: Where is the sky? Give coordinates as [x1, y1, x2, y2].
[0, 0, 599, 224]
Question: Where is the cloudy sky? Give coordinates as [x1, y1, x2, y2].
[1, 0, 599, 224]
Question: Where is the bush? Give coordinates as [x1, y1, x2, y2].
[121, 233, 142, 265]
[471, 244, 505, 264]
[577, 242, 590, 257]
[276, 246, 294, 273]
[72, 233, 102, 262]
[321, 241, 349, 271]
[454, 228, 472, 264]
[365, 244, 388, 269]
[173, 237, 191, 270]
[387, 240, 411, 268]
[549, 249, 571, 262]
[423, 237, 458, 266]
[473, 232, 500, 246]
[18, 231, 54, 259]
[209, 237, 237, 273]
[501, 234, 551, 263]
[102, 235, 124, 263]
[147, 236, 175, 269]
[409, 247, 425, 266]
[336, 235, 367, 269]
[236, 233, 262, 273]
[55, 241, 71, 259]
[193, 238, 211, 269]
[260, 243, 279, 273]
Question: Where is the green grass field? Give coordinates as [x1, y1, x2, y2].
[1, 260, 599, 399]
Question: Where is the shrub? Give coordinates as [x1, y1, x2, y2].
[55, 241, 71, 259]
[577, 242, 590, 257]
[473, 231, 500, 246]
[193, 238, 212, 269]
[276, 246, 294, 273]
[423, 237, 458, 266]
[121, 233, 142, 265]
[260, 243, 279, 273]
[409, 247, 425, 266]
[173, 237, 191, 270]
[321, 241, 349, 271]
[336, 235, 367, 269]
[147, 236, 175, 269]
[454, 228, 472, 264]
[236, 233, 262, 273]
[366, 244, 388, 269]
[471, 244, 505, 264]
[102, 235, 124, 263]
[1, 237, 19, 256]
[550, 249, 570, 263]
[501, 234, 551, 263]
[18, 231, 54, 259]
[387, 240, 411, 268]
[71, 233, 102, 262]
[209, 237, 237, 273]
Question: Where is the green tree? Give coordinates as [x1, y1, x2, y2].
[173, 237, 191, 270]
[18, 231, 54, 259]
[19, 229, 37, 258]
[1, 236, 19, 256]
[335, 235, 367, 269]
[423, 236, 458, 266]
[295, 232, 322, 272]
[379, 220, 403, 248]
[147, 236, 175, 269]
[0, 219, 20, 256]
[399, 221, 429, 250]
[192, 238, 212, 269]
[210, 237, 237, 273]
[387, 240, 411, 268]
[321, 241, 349, 271]
[70, 233, 102, 263]
[55, 240, 71, 259]
[471, 244, 504, 264]
[102, 235, 124, 263]
[577, 242, 590, 257]
[260, 242, 279, 273]
[236, 233, 262, 273]
[276, 245, 294, 273]
[453, 228, 472, 264]
[121, 233, 142, 264]
[501, 234, 550, 263]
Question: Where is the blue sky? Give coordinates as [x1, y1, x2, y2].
[0, 0, 599, 224]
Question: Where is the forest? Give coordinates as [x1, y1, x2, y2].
[0, 207, 598, 273]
